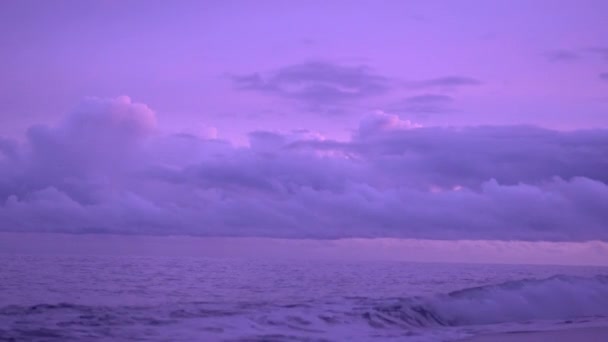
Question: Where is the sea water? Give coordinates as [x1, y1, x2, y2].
[1, 255, 607, 341]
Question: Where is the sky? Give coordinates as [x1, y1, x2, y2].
[1, 0, 607, 264]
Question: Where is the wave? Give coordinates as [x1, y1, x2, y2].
[1, 275, 607, 341]
[367, 274, 608, 327]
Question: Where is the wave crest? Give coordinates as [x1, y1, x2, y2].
[368, 275, 608, 327]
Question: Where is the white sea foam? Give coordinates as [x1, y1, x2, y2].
[427, 274, 608, 325]
[1, 255, 607, 341]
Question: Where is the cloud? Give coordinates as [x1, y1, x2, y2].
[324, 116, 608, 188]
[232, 62, 480, 116]
[589, 47, 608, 61]
[356, 111, 421, 138]
[401, 94, 454, 104]
[0, 96, 156, 205]
[544, 46, 608, 64]
[1, 100, 608, 242]
[0, 137, 18, 161]
[404, 76, 481, 90]
[232, 61, 392, 109]
[3, 232, 608, 266]
[544, 50, 581, 62]
[388, 94, 454, 115]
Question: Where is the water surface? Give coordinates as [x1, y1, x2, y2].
[1, 255, 607, 341]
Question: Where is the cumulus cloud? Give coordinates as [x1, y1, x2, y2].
[348, 123, 608, 187]
[0, 96, 156, 205]
[1, 99, 607, 241]
[356, 111, 421, 138]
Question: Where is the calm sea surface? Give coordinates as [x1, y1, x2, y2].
[1, 255, 608, 341]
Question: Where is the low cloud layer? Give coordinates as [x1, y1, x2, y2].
[3, 233, 608, 266]
[1, 97, 607, 241]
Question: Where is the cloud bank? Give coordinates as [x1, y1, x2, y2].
[3, 232, 608, 266]
[1, 97, 607, 241]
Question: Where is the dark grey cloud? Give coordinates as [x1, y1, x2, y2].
[544, 49, 581, 62]
[1, 102, 608, 241]
[600, 72, 608, 82]
[405, 76, 482, 90]
[388, 94, 454, 115]
[232, 61, 392, 108]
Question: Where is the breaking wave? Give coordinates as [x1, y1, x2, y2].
[366, 274, 608, 328]
[1, 275, 607, 341]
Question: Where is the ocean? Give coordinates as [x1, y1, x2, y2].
[1, 255, 607, 341]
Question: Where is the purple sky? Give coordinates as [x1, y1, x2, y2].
[1, 1, 608, 262]
[2, 0, 608, 139]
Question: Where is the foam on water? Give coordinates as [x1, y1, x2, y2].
[1, 255, 607, 341]
[431, 274, 608, 325]
[361, 274, 608, 331]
